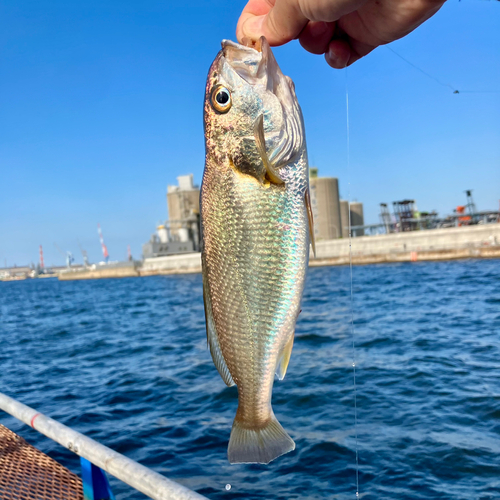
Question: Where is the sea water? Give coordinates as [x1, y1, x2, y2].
[1, 259, 499, 499]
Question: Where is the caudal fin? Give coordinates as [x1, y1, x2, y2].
[228, 411, 295, 464]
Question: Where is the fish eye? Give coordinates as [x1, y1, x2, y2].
[211, 85, 232, 113]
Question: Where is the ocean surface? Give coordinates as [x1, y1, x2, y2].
[1, 259, 499, 500]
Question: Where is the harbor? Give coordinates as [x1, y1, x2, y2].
[2, 172, 499, 282]
[2, 1, 499, 498]
[53, 223, 500, 281]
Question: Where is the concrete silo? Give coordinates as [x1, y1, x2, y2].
[340, 200, 349, 238]
[350, 202, 364, 236]
[309, 172, 342, 240]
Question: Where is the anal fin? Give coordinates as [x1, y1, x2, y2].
[276, 334, 294, 381]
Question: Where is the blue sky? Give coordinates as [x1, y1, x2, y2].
[1, 0, 499, 267]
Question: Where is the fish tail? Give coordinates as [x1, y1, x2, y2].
[228, 410, 295, 464]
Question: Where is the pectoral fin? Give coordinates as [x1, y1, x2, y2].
[254, 114, 284, 185]
[276, 334, 294, 381]
[304, 187, 316, 257]
[203, 270, 235, 387]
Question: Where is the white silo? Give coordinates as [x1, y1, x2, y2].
[157, 225, 169, 243]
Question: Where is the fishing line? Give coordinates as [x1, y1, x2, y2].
[386, 46, 500, 94]
[345, 69, 359, 498]
[386, 46, 456, 91]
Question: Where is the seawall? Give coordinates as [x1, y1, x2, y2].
[312, 224, 500, 266]
[57, 224, 500, 280]
[58, 254, 202, 280]
[59, 262, 140, 281]
[140, 253, 202, 275]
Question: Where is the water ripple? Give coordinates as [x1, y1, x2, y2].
[1, 260, 499, 499]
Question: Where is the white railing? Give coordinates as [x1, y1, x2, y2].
[0, 392, 208, 500]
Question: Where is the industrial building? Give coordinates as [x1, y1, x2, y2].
[354, 189, 500, 236]
[142, 175, 200, 258]
[166, 174, 200, 237]
[309, 169, 341, 240]
[309, 168, 364, 240]
[144, 168, 363, 259]
[350, 202, 365, 236]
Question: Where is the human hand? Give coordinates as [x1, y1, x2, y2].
[237, 0, 446, 68]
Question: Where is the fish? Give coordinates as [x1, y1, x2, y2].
[201, 37, 314, 465]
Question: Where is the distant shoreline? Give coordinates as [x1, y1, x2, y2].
[3, 224, 499, 282]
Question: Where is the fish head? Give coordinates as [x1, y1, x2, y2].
[204, 37, 305, 182]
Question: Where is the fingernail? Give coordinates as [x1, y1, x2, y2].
[326, 44, 348, 69]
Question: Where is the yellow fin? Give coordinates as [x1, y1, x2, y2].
[253, 114, 284, 185]
[202, 269, 235, 387]
[276, 334, 294, 381]
[228, 410, 295, 464]
[304, 187, 316, 257]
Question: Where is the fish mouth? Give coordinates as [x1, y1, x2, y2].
[220, 37, 303, 168]
[221, 37, 282, 94]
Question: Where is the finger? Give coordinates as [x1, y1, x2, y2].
[236, 0, 275, 44]
[325, 37, 374, 69]
[299, 21, 336, 55]
[238, 0, 308, 46]
[325, 39, 352, 68]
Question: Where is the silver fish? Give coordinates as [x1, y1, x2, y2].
[201, 37, 314, 464]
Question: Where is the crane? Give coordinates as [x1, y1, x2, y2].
[77, 240, 90, 267]
[39, 245, 44, 270]
[54, 243, 74, 268]
[97, 224, 110, 264]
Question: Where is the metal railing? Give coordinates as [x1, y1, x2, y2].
[0, 392, 208, 500]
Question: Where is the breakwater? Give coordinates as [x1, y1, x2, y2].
[57, 224, 500, 280]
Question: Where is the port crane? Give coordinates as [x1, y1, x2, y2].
[77, 240, 90, 267]
[97, 224, 110, 264]
[53, 243, 74, 268]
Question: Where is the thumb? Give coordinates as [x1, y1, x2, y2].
[237, 0, 308, 46]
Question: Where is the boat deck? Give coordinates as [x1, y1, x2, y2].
[0, 424, 83, 500]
